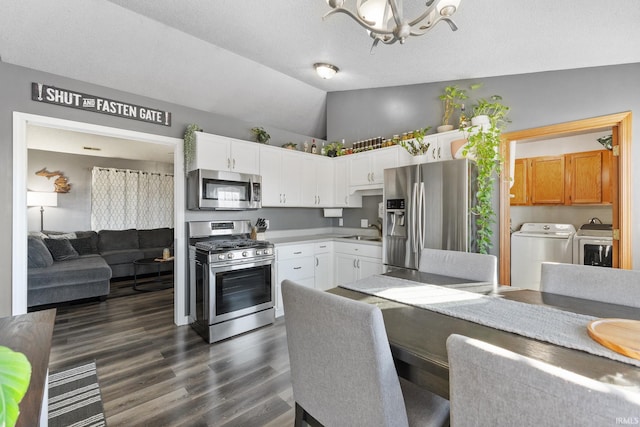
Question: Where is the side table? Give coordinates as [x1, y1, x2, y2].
[132, 257, 174, 291]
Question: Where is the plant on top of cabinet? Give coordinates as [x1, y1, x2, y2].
[438, 85, 468, 132]
[399, 126, 432, 155]
[463, 95, 510, 254]
[251, 126, 271, 144]
[282, 142, 297, 150]
[183, 123, 201, 174]
[325, 141, 343, 157]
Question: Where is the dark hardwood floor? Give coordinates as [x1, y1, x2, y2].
[48, 277, 295, 426]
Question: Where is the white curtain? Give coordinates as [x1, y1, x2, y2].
[91, 167, 174, 230]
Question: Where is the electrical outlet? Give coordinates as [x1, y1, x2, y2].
[264, 219, 270, 229]
[339, 218, 343, 226]
[360, 219, 368, 228]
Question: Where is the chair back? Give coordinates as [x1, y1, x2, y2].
[540, 262, 640, 308]
[447, 334, 640, 426]
[281, 280, 409, 427]
[419, 248, 497, 284]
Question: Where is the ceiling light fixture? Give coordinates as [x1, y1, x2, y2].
[323, 0, 461, 52]
[314, 63, 339, 79]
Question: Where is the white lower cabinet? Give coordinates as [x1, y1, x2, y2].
[333, 242, 383, 286]
[314, 242, 333, 290]
[275, 243, 315, 317]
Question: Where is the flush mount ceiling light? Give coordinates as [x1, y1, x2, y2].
[314, 63, 340, 79]
[323, 0, 461, 52]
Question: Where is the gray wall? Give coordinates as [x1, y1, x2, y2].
[0, 61, 328, 316]
[328, 63, 640, 262]
[28, 149, 174, 232]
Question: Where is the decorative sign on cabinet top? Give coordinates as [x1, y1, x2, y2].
[31, 82, 171, 126]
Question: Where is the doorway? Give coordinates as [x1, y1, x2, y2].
[12, 113, 188, 325]
[499, 112, 632, 285]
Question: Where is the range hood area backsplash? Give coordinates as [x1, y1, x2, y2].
[184, 195, 381, 231]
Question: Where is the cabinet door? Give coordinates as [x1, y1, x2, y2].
[194, 133, 231, 171]
[316, 158, 334, 207]
[334, 254, 358, 286]
[259, 146, 282, 206]
[530, 156, 564, 204]
[280, 151, 304, 206]
[229, 138, 260, 175]
[300, 157, 318, 206]
[349, 154, 372, 186]
[510, 158, 529, 205]
[358, 257, 383, 280]
[567, 151, 602, 204]
[435, 132, 459, 162]
[314, 252, 332, 290]
[370, 149, 397, 184]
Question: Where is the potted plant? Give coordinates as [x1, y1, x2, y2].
[282, 142, 297, 150]
[183, 123, 201, 174]
[438, 85, 468, 133]
[462, 95, 510, 254]
[325, 141, 343, 157]
[251, 127, 271, 144]
[399, 127, 432, 155]
[0, 346, 32, 427]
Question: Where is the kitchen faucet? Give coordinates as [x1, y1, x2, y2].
[368, 222, 382, 238]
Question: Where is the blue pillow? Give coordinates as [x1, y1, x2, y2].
[28, 236, 54, 268]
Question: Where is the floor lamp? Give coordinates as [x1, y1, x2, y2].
[27, 191, 58, 231]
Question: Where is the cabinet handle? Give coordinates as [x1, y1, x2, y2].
[227, 158, 231, 168]
[232, 158, 236, 169]
[283, 194, 287, 203]
[318, 195, 320, 204]
[432, 149, 436, 159]
[315, 257, 319, 267]
[345, 196, 348, 204]
[293, 251, 302, 254]
[353, 259, 357, 268]
[280, 193, 283, 203]
[438, 147, 441, 158]
[367, 172, 371, 182]
[371, 172, 375, 182]
[293, 266, 302, 270]
[357, 259, 361, 268]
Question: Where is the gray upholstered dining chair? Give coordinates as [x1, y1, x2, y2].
[281, 280, 450, 427]
[540, 262, 640, 308]
[446, 334, 640, 426]
[419, 248, 497, 284]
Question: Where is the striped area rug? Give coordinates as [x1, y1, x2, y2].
[48, 360, 106, 427]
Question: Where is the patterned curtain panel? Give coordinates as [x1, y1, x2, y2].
[91, 167, 174, 230]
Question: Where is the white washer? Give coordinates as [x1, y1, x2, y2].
[511, 223, 576, 290]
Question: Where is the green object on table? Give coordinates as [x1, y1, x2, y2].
[0, 346, 32, 427]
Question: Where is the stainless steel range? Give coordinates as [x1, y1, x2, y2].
[188, 220, 275, 343]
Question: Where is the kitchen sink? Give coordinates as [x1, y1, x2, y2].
[341, 235, 382, 242]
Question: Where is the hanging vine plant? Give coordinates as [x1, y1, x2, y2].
[463, 95, 510, 254]
[183, 124, 201, 174]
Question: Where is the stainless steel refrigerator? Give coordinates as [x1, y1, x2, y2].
[383, 159, 478, 272]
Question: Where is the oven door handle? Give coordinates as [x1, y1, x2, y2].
[208, 257, 275, 271]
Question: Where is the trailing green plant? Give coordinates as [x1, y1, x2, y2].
[399, 127, 432, 155]
[463, 95, 510, 254]
[251, 127, 270, 144]
[0, 346, 32, 427]
[183, 124, 201, 174]
[439, 85, 468, 126]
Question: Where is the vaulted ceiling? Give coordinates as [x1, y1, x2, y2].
[2, 0, 639, 138]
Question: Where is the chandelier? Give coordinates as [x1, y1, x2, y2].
[323, 0, 461, 51]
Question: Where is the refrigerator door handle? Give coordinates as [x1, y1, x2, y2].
[419, 182, 426, 251]
[412, 182, 419, 254]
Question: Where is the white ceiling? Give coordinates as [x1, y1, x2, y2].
[2, 0, 640, 140]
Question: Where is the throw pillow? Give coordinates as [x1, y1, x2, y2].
[27, 236, 54, 268]
[44, 238, 80, 261]
[69, 237, 97, 256]
[45, 232, 77, 240]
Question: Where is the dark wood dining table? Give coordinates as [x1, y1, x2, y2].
[328, 270, 640, 399]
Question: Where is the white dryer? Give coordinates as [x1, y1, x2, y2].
[511, 223, 576, 290]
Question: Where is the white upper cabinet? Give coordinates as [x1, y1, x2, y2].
[334, 157, 362, 207]
[260, 145, 304, 206]
[349, 146, 411, 190]
[302, 156, 334, 207]
[192, 132, 260, 175]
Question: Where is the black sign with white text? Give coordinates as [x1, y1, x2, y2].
[31, 82, 171, 126]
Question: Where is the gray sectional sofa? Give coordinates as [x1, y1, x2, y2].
[27, 228, 174, 307]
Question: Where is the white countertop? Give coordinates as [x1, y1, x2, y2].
[268, 233, 382, 247]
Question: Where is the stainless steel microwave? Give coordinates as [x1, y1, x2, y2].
[187, 169, 262, 210]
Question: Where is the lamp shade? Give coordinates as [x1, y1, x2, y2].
[27, 191, 58, 207]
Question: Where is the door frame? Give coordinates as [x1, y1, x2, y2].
[499, 112, 632, 285]
[12, 112, 188, 325]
